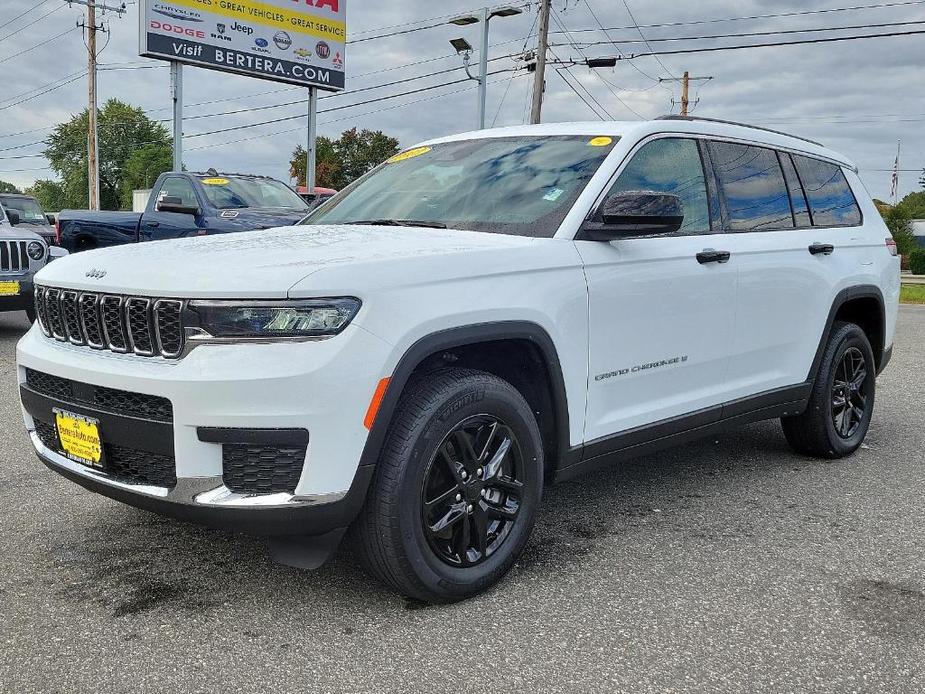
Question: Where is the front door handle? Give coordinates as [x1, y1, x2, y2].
[808, 242, 834, 256]
[696, 249, 731, 265]
[143, 221, 160, 228]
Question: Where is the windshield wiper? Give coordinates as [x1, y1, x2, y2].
[346, 218, 447, 229]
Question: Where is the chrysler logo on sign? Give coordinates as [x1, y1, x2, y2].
[85, 268, 107, 279]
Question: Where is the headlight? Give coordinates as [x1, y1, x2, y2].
[27, 241, 45, 261]
[189, 298, 361, 338]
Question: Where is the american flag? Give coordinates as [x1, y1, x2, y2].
[890, 154, 899, 199]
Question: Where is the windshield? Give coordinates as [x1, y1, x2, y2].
[197, 176, 309, 211]
[0, 197, 46, 223]
[304, 135, 619, 238]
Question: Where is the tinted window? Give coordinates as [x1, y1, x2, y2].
[157, 177, 198, 207]
[792, 155, 861, 227]
[199, 177, 308, 210]
[602, 137, 710, 234]
[779, 153, 811, 227]
[710, 142, 793, 231]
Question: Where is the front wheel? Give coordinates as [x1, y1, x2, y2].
[782, 321, 876, 458]
[351, 368, 543, 603]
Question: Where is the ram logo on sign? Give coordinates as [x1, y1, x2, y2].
[139, 0, 346, 91]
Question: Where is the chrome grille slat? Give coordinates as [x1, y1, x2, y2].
[79, 293, 104, 349]
[44, 288, 66, 340]
[61, 291, 84, 345]
[126, 298, 155, 356]
[35, 286, 185, 359]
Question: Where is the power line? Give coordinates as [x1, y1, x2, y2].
[0, 26, 76, 64]
[565, 27, 925, 64]
[0, 71, 86, 110]
[556, 18, 925, 48]
[555, 0, 925, 37]
[620, 0, 677, 79]
[0, 70, 87, 111]
[184, 69, 516, 140]
[0, 0, 52, 31]
[0, 1, 60, 39]
[582, 0, 663, 86]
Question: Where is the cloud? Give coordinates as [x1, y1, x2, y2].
[0, 0, 922, 202]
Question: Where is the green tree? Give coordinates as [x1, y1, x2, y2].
[43, 99, 173, 210]
[290, 128, 400, 190]
[883, 204, 917, 257]
[120, 145, 174, 209]
[896, 190, 925, 219]
[0, 180, 21, 194]
[25, 180, 68, 213]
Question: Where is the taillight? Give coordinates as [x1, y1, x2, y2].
[54, 219, 61, 246]
[885, 238, 898, 256]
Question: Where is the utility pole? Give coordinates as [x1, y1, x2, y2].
[170, 63, 183, 173]
[65, 1, 125, 210]
[530, 0, 552, 124]
[659, 71, 712, 117]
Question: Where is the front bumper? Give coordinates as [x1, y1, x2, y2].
[33, 433, 374, 535]
[17, 322, 393, 533]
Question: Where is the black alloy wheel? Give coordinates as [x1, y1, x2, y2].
[831, 346, 871, 440]
[421, 415, 524, 567]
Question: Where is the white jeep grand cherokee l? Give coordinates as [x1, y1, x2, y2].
[17, 117, 900, 602]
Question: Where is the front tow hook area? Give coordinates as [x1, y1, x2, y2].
[268, 527, 348, 570]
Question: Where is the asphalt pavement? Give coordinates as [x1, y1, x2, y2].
[1, 306, 924, 694]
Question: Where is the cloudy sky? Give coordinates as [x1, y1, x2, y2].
[1, 0, 923, 202]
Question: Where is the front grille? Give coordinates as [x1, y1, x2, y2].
[35, 286, 185, 359]
[0, 240, 29, 272]
[222, 444, 307, 495]
[25, 369, 174, 423]
[34, 420, 177, 488]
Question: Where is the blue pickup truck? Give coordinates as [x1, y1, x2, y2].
[57, 171, 311, 252]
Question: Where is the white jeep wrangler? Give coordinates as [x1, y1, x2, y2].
[17, 117, 900, 602]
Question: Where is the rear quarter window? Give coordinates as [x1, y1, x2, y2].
[792, 155, 862, 227]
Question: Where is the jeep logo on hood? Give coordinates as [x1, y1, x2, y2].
[85, 268, 107, 279]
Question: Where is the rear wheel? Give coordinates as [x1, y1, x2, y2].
[782, 321, 876, 458]
[351, 368, 543, 603]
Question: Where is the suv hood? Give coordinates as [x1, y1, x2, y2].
[0, 227, 42, 241]
[34, 223, 537, 297]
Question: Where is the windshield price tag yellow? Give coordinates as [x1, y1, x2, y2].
[588, 137, 613, 147]
[388, 147, 431, 164]
[202, 177, 230, 186]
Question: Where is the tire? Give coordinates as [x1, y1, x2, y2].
[351, 368, 544, 603]
[25, 306, 36, 323]
[781, 321, 876, 458]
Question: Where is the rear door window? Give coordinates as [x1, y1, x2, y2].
[792, 155, 862, 227]
[778, 153, 812, 228]
[709, 141, 794, 231]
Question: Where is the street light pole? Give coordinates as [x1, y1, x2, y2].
[478, 7, 490, 130]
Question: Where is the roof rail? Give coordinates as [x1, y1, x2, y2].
[655, 114, 824, 148]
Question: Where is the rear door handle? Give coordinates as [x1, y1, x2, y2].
[808, 242, 834, 256]
[696, 249, 731, 265]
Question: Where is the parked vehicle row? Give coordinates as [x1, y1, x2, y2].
[57, 171, 311, 252]
[17, 117, 900, 602]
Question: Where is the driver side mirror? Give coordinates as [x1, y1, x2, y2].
[6, 209, 20, 226]
[45, 214, 56, 225]
[156, 196, 200, 216]
[581, 191, 683, 241]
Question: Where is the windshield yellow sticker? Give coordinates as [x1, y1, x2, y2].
[388, 147, 431, 164]
[201, 177, 230, 185]
[588, 136, 613, 147]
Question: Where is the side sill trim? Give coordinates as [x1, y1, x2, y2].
[555, 382, 810, 483]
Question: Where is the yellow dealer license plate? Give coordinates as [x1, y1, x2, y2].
[54, 409, 102, 467]
[0, 281, 20, 296]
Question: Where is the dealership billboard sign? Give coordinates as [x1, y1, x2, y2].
[140, 0, 346, 91]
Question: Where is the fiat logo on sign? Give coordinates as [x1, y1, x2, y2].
[85, 268, 107, 279]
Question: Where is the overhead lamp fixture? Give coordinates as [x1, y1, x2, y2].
[450, 37, 474, 54]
